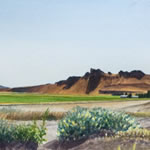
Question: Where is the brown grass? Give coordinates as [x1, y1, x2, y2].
[127, 112, 150, 118]
[0, 111, 65, 121]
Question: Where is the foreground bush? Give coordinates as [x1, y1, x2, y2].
[57, 106, 140, 141]
[0, 119, 46, 145]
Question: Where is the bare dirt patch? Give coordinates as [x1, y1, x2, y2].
[41, 138, 150, 150]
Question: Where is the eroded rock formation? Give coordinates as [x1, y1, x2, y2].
[5, 68, 150, 95]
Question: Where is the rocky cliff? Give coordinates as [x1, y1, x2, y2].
[5, 69, 150, 95]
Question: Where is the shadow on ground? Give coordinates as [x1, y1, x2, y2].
[40, 138, 150, 150]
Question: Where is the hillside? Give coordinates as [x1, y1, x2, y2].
[8, 68, 150, 95]
[0, 85, 9, 89]
[0, 85, 10, 92]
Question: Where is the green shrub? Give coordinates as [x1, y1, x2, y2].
[0, 120, 16, 143]
[14, 120, 47, 144]
[138, 91, 150, 98]
[0, 119, 46, 144]
[57, 106, 140, 141]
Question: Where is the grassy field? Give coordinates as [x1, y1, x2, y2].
[0, 92, 146, 104]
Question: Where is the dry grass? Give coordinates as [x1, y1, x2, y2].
[118, 128, 150, 139]
[117, 143, 136, 150]
[127, 112, 150, 118]
[1, 110, 150, 121]
[0, 111, 65, 121]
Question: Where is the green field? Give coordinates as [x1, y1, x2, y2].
[0, 92, 145, 104]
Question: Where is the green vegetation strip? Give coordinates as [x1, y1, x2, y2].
[0, 92, 147, 104]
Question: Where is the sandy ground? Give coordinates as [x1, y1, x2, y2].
[1, 100, 150, 149]
[8, 99, 150, 146]
[14, 117, 150, 150]
[0, 100, 150, 113]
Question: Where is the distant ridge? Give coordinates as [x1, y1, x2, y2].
[0, 85, 9, 89]
[5, 68, 150, 95]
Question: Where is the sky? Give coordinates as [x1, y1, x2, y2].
[0, 0, 150, 87]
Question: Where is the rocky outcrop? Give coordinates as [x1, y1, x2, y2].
[56, 76, 81, 89]
[5, 68, 150, 95]
[119, 70, 145, 80]
[85, 69, 105, 94]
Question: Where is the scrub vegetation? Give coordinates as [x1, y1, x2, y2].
[57, 106, 140, 141]
[0, 106, 150, 149]
[0, 119, 47, 145]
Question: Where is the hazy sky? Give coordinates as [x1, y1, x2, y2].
[0, 0, 150, 87]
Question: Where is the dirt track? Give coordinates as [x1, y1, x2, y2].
[0, 100, 150, 113]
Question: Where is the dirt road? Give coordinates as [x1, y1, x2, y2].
[0, 100, 150, 113]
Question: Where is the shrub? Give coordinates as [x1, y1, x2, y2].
[138, 91, 150, 98]
[57, 106, 140, 141]
[14, 120, 47, 144]
[0, 119, 47, 144]
[0, 120, 16, 143]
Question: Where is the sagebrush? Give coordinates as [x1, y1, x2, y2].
[57, 106, 140, 141]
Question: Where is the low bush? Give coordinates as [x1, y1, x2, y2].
[0, 119, 47, 145]
[138, 91, 150, 98]
[0, 120, 16, 143]
[57, 106, 140, 141]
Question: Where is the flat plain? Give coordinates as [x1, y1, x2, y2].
[0, 92, 147, 104]
[1, 92, 150, 150]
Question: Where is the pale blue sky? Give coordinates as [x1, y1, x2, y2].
[0, 0, 150, 87]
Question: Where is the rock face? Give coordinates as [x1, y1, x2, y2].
[55, 69, 105, 93]
[6, 68, 150, 95]
[119, 70, 145, 80]
[84, 69, 104, 94]
[56, 76, 80, 89]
